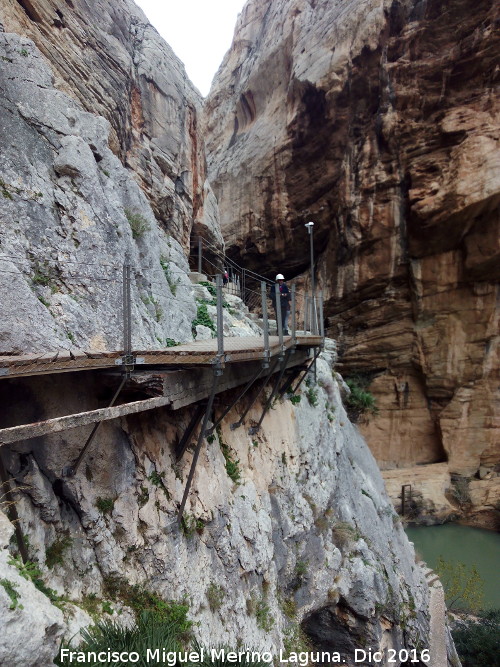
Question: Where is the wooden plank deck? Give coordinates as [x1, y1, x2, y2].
[0, 335, 323, 379]
[0, 351, 312, 446]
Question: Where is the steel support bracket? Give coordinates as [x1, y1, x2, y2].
[115, 355, 145, 367]
[230, 357, 280, 430]
[248, 350, 291, 435]
[177, 369, 221, 525]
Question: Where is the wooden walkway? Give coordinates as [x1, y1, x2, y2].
[0, 334, 323, 379]
[0, 331, 321, 447]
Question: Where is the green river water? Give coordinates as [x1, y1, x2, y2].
[406, 524, 500, 610]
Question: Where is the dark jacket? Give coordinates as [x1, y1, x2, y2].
[270, 282, 291, 308]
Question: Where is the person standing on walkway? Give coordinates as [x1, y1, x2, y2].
[270, 273, 291, 335]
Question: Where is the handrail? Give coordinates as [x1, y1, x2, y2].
[190, 233, 274, 287]
[190, 235, 324, 337]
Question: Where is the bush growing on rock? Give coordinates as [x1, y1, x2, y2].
[125, 209, 150, 239]
[344, 376, 378, 422]
[452, 609, 500, 667]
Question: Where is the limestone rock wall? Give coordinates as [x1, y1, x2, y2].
[205, 0, 500, 478]
[0, 29, 198, 353]
[1, 355, 431, 666]
[1, 0, 216, 249]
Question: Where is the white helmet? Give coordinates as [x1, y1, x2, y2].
[275, 273, 285, 280]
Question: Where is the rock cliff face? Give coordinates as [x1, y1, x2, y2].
[0, 29, 199, 354]
[0, 3, 453, 664]
[1, 0, 221, 249]
[1, 354, 433, 666]
[205, 0, 500, 480]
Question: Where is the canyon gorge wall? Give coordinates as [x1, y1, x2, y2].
[0, 3, 442, 665]
[1, 0, 222, 249]
[205, 0, 500, 485]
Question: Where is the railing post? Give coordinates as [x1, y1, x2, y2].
[261, 281, 270, 366]
[198, 236, 202, 274]
[319, 291, 325, 346]
[122, 260, 134, 375]
[215, 274, 224, 372]
[291, 284, 296, 344]
[275, 282, 283, 349]
[309, 294, 314, 334]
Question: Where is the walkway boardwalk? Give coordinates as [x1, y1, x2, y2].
[0, 334, 323, 379]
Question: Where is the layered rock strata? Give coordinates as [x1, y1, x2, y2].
[205, 0, 500, 483]
[1, 0, 221, 249]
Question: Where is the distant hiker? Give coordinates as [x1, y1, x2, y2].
[223, 269, 229, 286]
[270, 273, 291, 335]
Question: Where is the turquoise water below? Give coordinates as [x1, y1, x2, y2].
[406, 524, 500, 610]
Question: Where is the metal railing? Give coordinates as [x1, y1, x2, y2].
[190, 234, 274, 311]
[0, 251, 324, 366]
[189, 234, 324, 336]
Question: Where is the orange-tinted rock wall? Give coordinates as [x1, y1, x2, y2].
[206, 0, 500, 476]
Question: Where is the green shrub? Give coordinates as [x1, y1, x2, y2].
[0, 579, 22, 610]
[55, 611, 183, 665]
[95, 497, 115, 515]
[79, 593, 101, 619]
[206, 583, 225, 612]
[137, 486, 149, 507]
[125, 209, 150, 239]
[452, 609, 500, 667]
[295, 560, 308, 578]
[288, 393, 301, 405]
[160, 258, 180, 296]
[9, 556, 63, 607]
[102, 576, 193, 640]
[333, 521, 360, 548]
[181, 513, 205, 538]
[215, 426, 241, 485]
[38, 295, 50, 307]
[220, 444, 241, 484]
[280, 596, 297, 620]
[283, 622, 312, 658]
[165, 338, 180, 347]
[344, 376, 378, 422]
[198, 281, 217, 298]
[147, 470, 170, 499]
[102, 600, 114, 615]
[255, 596, 273, 631]
[192, 302, 216, 336]
[0, 177, 13, 199]
[32, 260, 57, 288]
[314, 515, 331, 533]
[142, 294, 163, 322]
[305, 386, 318, 407]
[46, 535, 72, 569]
